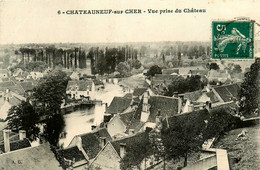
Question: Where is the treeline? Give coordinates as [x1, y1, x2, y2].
[87, 46, 139, 75]
[18, 46, 87, 69]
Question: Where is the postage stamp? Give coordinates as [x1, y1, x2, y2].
[212, 20, 255, 59]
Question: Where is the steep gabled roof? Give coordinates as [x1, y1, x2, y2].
[126, 98, 144, 132]
[110, 132, 149, 158]
[80, 128, 112, 159]
[165, 109, 209, 128]
[0, 139, 31, 154]
[133, 88, 148, 97]
[213, 83, 240, 102]
[148, 96, 179, 122]
[107, 96, 132, 114]
[0, 143, 61, 170]
[183, 90, 202, 101]
[119, 112, 134, 126]
[19, 81, 35, 91]
[206, 92, 219, 103]
[57, 146, 86, 162]
[123, 93, 133, 99]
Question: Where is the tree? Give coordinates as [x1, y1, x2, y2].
[209, 63, 220, 70]
[128, 59, 142, 69]
[117, 62, 130, 77]
[120, 131, 152, 170]
[31, 70, 70, 146]
[161, 110, 208, 167]
[147, 65, 162, 77]
[165, 75, 205, 96]
[6, 101, 40, 141]
[232, 64, 242, 73]
[239, 59, 259, 117]
[43, 114, 65, 147]
[202, 107, 238, 140]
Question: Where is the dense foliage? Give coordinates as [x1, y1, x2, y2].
[239, 58, 259, 117]
[209, 63, 220, 70]
[6, 70, 70, 146]
[165, 75, 206, 96]
[117, 62, 130, 77]
[147, 65, 162, 77]
[161, 110, 208, 167]
[6, 101, 40, 141]
[120, 131, 152, 170]
[87, 47, 140, 75]
[10, 61, 48, 73]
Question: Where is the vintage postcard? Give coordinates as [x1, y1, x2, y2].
[0, 0, 259, 169]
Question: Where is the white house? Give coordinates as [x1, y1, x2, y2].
[27, 72, 43, 80]
[66, 80, 96, 100]
[70, 72, 80, 80]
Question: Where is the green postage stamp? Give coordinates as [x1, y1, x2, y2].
[212, 20, 255, 59]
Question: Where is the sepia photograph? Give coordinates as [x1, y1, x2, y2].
[0, 0, 259, 169]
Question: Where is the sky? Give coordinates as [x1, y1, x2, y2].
[0, 0, 259, 44]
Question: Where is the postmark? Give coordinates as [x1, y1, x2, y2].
[212, 19, 255, 59]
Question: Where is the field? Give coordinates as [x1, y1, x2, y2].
[214, 125, 260, 170]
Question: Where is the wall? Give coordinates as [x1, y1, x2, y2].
[107, 116, 126, 137]
[90, 143, 121, 170]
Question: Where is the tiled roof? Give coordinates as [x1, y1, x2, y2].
[0, 82, 24, 95]
[123, 93, 133, 99]
[67, 80, 93, 91]
[126, 98, 144, 132]
[119, 112, 134, 126]
[0, 139, 31, 153]
[213, 83, 240, 102]
[8, 96, 22, 106]
[165, 109, 209, 128]
[133, 88, 148, 97]
[110, 132, 149, 158]
[206, 92, 219, 103]
[162, 68, 179, 75]
[0, 81, 15, 88]
[127, 96, 179, 131]
[0, 143, 61, 170]
[80, 128, 112, 159]
[208, 70, 230, 79]
[148, 96, 179, 122]
[183, 90, 202, 101]
[57, 146, 86, 162]
[151, 74, 179, 87]
[189, 70, 208, 76]
[107, 96, 132, 114]
[19, 81, 35, 91]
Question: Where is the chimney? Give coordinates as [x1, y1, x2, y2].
[173, 92, 178, 98]
[188, 104, 194, 112]
[120, 143, 126, 158]
[99, 137, 106, 148]
[19, 130, 26, 140]
[129, 129, 135, 135]
[105, 103, 108, 113]
[205, 101, 212, 111]
[76, 136, 83, 152]
[3, 130, 11, 153]
[140, 93, 150, 122]
[178, 94, 184, 114]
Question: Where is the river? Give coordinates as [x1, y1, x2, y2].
[59, 83, 125, 147]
